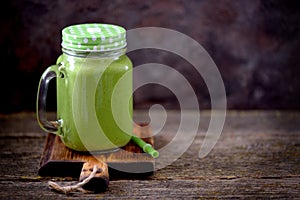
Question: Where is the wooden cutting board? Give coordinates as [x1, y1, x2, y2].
[38, 124, 155, 192]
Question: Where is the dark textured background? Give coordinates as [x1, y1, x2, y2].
[1, 0, 299, 113]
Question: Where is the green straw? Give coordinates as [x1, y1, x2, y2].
[131, 136, 159, 158]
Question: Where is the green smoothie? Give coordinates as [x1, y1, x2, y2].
[56, 53, 133, 151]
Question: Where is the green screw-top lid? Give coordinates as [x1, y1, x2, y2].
[61, 23, 126, 52]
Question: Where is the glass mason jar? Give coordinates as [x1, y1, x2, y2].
[37, 23, 133, 152]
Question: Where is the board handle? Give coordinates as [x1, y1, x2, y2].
[79, 161, 109, 193]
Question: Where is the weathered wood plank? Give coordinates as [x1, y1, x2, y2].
[0, 178, 299, 199]
[0, 111, 299, 198]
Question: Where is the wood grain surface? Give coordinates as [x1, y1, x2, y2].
[38, 123, 154, 191]
[0, 111, 299, 199]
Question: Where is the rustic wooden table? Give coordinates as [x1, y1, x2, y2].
[0, 111, 299, 199]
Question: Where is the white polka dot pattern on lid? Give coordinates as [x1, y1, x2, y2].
[62, 23, 126, 51]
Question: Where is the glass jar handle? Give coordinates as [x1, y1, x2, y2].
[36, 65, 62, 134]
